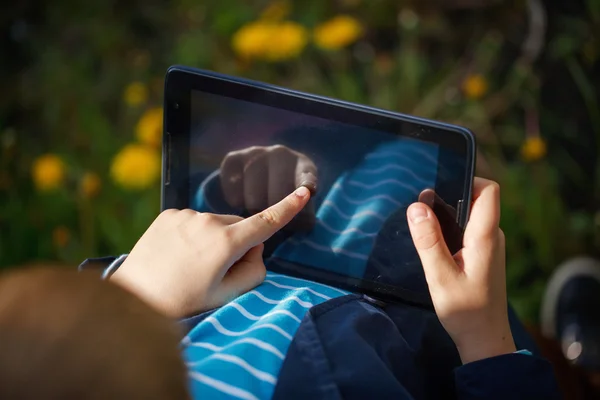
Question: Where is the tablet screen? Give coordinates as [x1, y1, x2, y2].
[170, 74, 472, 304]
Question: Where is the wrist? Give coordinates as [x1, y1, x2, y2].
[455, 328, 517, 364]
[110, 262, 197, 319]
[109, 262, 166, 314]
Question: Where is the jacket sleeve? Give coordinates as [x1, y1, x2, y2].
[455, 353, 562, 400]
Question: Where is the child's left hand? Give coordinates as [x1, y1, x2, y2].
[407, 178, 516, 364]
[110, 186, 312, 318]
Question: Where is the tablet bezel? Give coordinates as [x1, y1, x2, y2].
[162, 65, 476, 307]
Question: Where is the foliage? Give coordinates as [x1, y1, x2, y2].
[1, 0, 598, 323]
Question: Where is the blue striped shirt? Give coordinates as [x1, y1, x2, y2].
[183, 273, 348, 400]
[187, 139, 438, 399]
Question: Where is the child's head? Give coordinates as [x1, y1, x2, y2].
[0, 267, 190, 400]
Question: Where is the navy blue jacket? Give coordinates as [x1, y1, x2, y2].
[172, 290, 560, 400]
[272, 294, 560, 400]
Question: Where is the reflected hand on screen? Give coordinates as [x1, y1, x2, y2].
[219, 145, 318, 231]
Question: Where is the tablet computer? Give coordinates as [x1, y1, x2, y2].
[162, 65, 475, 307]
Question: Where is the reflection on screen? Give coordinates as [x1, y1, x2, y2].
[189, 90, 441, 292]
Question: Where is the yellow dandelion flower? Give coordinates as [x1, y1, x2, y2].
[260, 0, 291, 20]
[521, 137, 547, 162]
[462, 74, 488, 100]
[136, 107, 163, 147]
[110, 144, 161, 190]
[265, 21, 308, 61]
[232, 21, 274, 60]
[314, 15, 363, 51]
[232, 21, 307, 61]
[80, 172, 101, 198]
[123, 82, 148, 107]
[32, 154, 66, 192]
[52, 226, 71, 248]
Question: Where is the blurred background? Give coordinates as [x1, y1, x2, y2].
[0, 0, 599, 326]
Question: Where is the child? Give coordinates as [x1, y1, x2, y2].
[0, 267, 190, 400]
[102, 177, 561, 399]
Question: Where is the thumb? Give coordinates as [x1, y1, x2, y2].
[407, 203, 457, 285]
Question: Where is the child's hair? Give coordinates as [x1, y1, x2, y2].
[0, 267, 190, 400]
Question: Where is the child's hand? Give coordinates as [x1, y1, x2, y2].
[407, 178, 516, 364]
[111, 186, 312, 318]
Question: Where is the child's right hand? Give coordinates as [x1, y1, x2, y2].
[407, 177, 516, 364]
[110, 186, 311, 318]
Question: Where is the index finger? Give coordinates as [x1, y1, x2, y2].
[230, 186, 311, 248]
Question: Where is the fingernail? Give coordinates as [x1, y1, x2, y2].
[294, 186, 310, 198]
[408, 204, 428, 224]
[299, 181, 317, 196]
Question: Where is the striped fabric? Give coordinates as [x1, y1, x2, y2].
[183, 273, 349, 400]
[186, 138, 439, 399]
